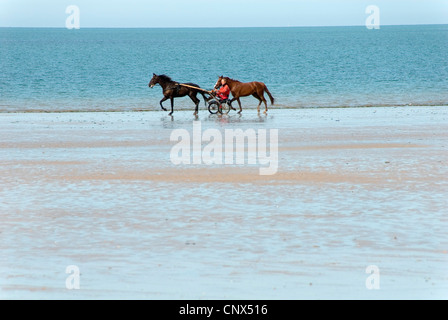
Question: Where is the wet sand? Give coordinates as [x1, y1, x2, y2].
[1, 106, 447, 299]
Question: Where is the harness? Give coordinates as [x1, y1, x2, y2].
[168, 83, 181, 94]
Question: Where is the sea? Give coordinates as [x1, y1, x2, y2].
[1, 25, 447, 112]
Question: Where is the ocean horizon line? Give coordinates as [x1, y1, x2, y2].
[1, 23, 447, 30]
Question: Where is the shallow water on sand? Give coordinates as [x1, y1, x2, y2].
[1, 107, 447, 299]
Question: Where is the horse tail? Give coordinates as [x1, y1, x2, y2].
[200, 92, 209, 106]
[185, 83, 208, 106]
[264, 84, 275, 105]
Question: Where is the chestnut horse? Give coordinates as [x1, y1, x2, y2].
[214, 76, 275, 114]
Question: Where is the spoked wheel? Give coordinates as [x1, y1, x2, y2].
[208, 101, 220, 114]
[219, 102, 231, 115]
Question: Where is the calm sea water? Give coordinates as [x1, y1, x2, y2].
[1, 25, 447, 112]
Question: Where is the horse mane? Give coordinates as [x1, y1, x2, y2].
[158, 74, 174, 83]
[224, 77, 241, 83]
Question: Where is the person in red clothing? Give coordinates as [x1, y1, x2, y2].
[213, 78, 231, 102]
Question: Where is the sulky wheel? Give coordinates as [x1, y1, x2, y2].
[208, 101, 220, 114]
[218, 102, 231, 115]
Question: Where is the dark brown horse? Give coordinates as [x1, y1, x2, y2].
[149, 74, 208, 116]
[214, 76, 275, 114]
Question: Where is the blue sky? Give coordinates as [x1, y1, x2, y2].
[0, 0, 447, 28]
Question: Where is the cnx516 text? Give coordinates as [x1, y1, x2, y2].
[224, 305, 268, 315]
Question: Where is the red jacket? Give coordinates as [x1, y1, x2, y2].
[217, 84, 230, 100]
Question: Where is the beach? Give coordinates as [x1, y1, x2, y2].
[1, 106, 447, 300]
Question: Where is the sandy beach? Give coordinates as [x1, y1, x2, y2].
[1, 106, 447, 299]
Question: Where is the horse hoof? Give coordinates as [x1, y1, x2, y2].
[169, 112, 173, 116]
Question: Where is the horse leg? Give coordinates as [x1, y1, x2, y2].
[226, 99, 236, 111]
[236, 98, 243, 114]
[228, 98, 237, 112]
[263, 99, 268, 114]
[189, 93, 200, 116]
[261, 93, 268, 114]
[169, 97, 174, 116]
[252, 93, 263, 113]
[258, 89, 269, 114]
[160, 96, 169, 111]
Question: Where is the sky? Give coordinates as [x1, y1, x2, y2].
[0, 0, 447, 28]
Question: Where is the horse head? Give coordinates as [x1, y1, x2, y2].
[214, 75, 225, 89]
[149, 73, 159, 88]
